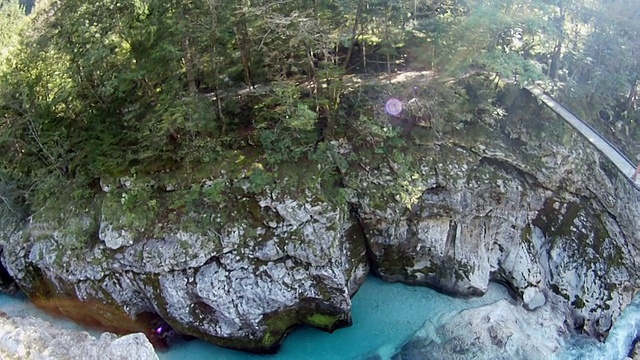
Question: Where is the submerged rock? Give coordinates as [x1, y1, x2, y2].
[392, 299, 567, 360]
[630, 340, 640, 360]
[0, 314, 158, 360]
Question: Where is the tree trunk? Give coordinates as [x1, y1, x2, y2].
[549, 41, 562, 79]
[384, 1, 391, 75]
[387, 52, 391, 75]
[362, 41, 367, 71]
[549, 4, 565, 80]
[343, 0, 364, 70]
[306, 48, 318, 99]
[234, 12, 253, 88]
[212, 44, 226, 135]
[627, 77, 638, 114]
[209, 0, 225, 134]
[181, 35, 198, 93]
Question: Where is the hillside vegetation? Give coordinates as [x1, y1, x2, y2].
[0, 0, 638, 222]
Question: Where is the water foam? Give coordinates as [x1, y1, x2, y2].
[556, 294, 640, 360]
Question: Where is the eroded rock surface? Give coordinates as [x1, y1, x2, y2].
[392, 299, 567, 360]
[0, 79, 638, 351]
[1, 157, 368, 351]
[340, 85, 640, 339]
[0, 313, 158, 360]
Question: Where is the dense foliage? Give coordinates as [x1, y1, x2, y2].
[0, 0, 638, 220]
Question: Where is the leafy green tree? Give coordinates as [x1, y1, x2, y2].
[0, 0, 26, 64]
[1, 0, 222, 192]
[411, 0, 548, 83]
[5, 0, 639, 218]
[574, 0, 638, 112]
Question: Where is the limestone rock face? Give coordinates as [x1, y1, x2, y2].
[0, 211, 21, 296]
[631, 342, 640, 360]
[0, 313, 158, 360]
[341, 87, 640, 339]
[1, 79, 638, 351]
[392, 299, 567, 360]
[0, 257, 19, 296]
[0, 156, 368, 352]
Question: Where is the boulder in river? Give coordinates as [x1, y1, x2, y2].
[1, 155, 369, 352]
[392, 299, 567, 360]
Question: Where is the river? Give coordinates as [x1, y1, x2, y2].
[0, 276, 638, 359]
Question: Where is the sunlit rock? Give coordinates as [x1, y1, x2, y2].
[393, 299, 567, 360]
[522, 287, 546, 310]
[0, 314, 158, 360]
[0, 79, 638, 353]
[99, 222, 134, 250]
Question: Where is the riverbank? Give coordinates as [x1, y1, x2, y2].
[2, 276, 639, 359]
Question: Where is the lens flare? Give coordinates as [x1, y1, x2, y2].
[385, 98, 403, 116]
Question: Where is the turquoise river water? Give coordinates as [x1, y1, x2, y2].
[1, 276, 638, 360]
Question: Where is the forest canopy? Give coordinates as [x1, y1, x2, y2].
[0, 0, 638, 219]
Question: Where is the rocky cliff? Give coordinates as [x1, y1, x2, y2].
[342, 83, 640, 339]
[0, 157, 368, 352]
[0, 78, 638, 351]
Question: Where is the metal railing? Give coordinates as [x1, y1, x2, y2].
[525, 85, 640, 190]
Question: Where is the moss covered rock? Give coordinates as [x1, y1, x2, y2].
[0, 150, 368, 352]
[341, 84, 640, 339]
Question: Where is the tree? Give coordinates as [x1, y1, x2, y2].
[0, 0, 26, 63]
[343, 0, 364, 70]
[412, 0, 549, 83]
[1, 0, 221, 185]
[560, 0, 639, 117]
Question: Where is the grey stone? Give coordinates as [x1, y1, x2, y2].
[395, 299, 567, 360]
[0, 315, 158, 360]
[523, 287, 546, 310]
[1, 82, 639, 352]
[99, 222, 134, 250]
